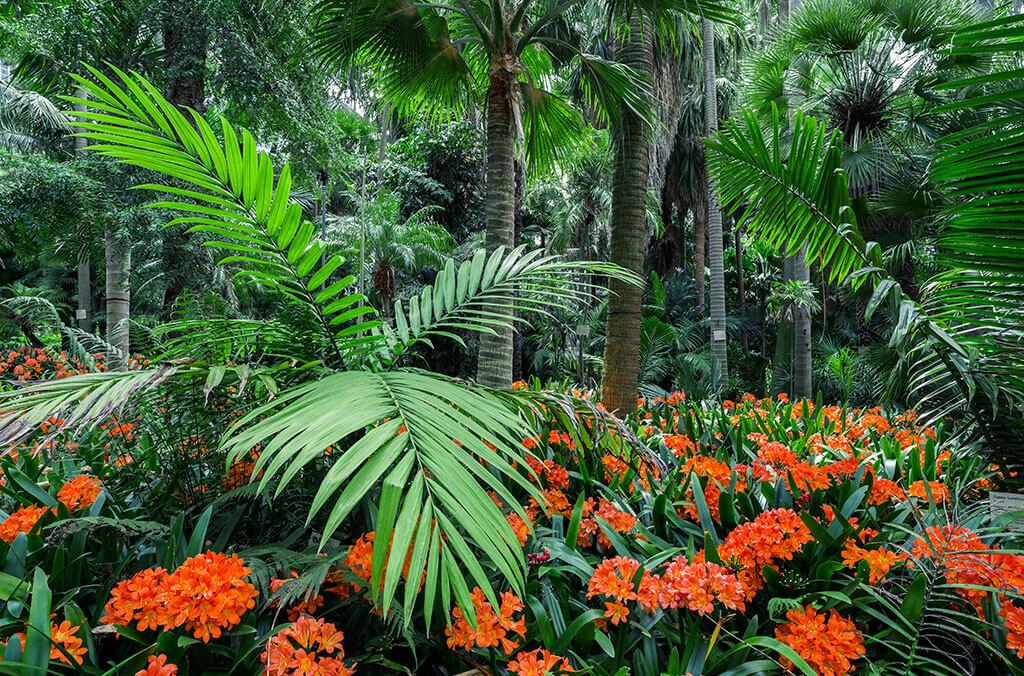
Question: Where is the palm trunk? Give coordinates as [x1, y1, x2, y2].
[600, 16, 654, 417]
[476, 60, 519, 388]
[74, 92, 93, 333]
[694, 193, 706, 315]
[702, 18, 729, 391]
[105, 225, 131, 370]
[793, 245, 812, 399]
[771, 256, 794, 395]
[735, 225, 746, 351]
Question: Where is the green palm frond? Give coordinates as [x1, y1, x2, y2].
[64, 65, 380, 365]
[379, 245, 641, 363]
[706, 107, 876, 288]
[930, 13, 1024, 386]
[223, 368, 539, 625]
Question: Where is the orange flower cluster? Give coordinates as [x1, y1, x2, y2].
[774, 605, 865, 675]
[867, 477, 906, 506]
[906, 480, 950, 503]
[526, 457, 570, 489]
[344, 531, 417, 593]
[1001, 600, 1024, 658]
[664, 434, 695, 457]
[841, 540, 907, 584]
[577, 499, 638, 549]
[136, 654, 177, 675]
[680, 456, 747, 522]
[50, 619, 88, 666]
[717, 509, 813, 601]
[445, 588, 526, 655]
[508, 648, 574, 675]
[586, 556, 652, 625]
[0, 504, 48, 542]
[655, 557, 746, 615]
[911, 525, 1024, 617]
[261, 615, 354, 675]
[222, 458, 263, 491]
[103, 552, 258, 642]
[57, 476, 102, 512]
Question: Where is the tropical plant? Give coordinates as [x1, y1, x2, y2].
[706, 11, 1024, 435]
[310, 0, 685, 388]
[0, 66, 641, 624]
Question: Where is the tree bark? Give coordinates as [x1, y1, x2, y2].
[735, 225, 746, 351]
[512, 157, 525, 382]
[105, 225, 131, 370]
[476, 60, 519, 388]
[771, 256, 794, 395]
[73, 90, 92, 333]
[694, 192, 706, 315]
[702, 18, 729, 391]
[600, 16, 653, 417]
[793, 245, 812, 399]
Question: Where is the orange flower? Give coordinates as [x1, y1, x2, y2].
[657, 557, 746, 615]
[56, 476, 102, 512]
[0, 505, 49, 543]
[161, 551, 258, 642]
[906, 480, 950, 504]
[103, 567, 171, 631]
[136, 654, 177, 676]
[508, 648, 574, 675]
[867, 478, 905, 506]
[261, 615, 354, 675]
[717, 509, 812, 601]
[1001, 600, 1024, 658]
[775, 605, 865, 675]
[506, 512, 532, 546]
[841, 540, 907, 584]
[445, 588, 526, 655]
[49, 619, 87, 666]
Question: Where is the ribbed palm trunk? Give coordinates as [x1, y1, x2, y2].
[771, 256, 794, 395]
[600, 17, 653, 417]
[74, 91, 92, 333]
[793, 245, 812, 398]
[105, 225, 131, 370]
[476, 61, 519, 388]
[694, 193, 706, 315]
[702, 18, 728, 391]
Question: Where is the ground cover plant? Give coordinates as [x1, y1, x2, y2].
[0, 0, 1022, 674]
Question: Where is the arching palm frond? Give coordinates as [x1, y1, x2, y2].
[18, 65, 644, 626]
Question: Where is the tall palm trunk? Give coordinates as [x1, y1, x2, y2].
[601, 17, 653, 417]
[476, 59, 519, 388]
[694, 192, 706, 315]
[793, 245, 812, 398]
[771, 256, 794, 395]
[702, 18, 728, 390]
[735, 225, 746, 350]
[73, 90, 92, 333]
[105, 225, 131, 370]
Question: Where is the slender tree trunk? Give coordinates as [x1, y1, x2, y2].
[759, 0, 771, 35]
[735, 225, 746, 351]
[74, 90, 92, 333]
[793, 245, 812, 399]
[702, 18, 729, 390]
[512, 157, 525, 382]
[694, 193, 706, 315]
[105, 225, 131, 370]
[779, 0, 789, 22]
[601, 16, 653, 416]
[771, 256, 794, 395]
[476, 59, 519, 388]
[161, 0, 208, 315]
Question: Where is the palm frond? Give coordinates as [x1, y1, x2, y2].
[64, 65, 381, 366]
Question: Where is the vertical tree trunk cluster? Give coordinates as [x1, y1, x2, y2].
[73, 90, 92, 334]
[702, 18, 729, 390]
[476, 61, 519, 389]
[601, 16, 654, 416]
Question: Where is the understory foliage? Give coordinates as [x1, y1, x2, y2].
[1, 361, 1023, 673]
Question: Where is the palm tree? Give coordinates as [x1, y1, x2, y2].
[310, 0, 656, 389]
[35, 67, 643, 622]
[701, 17, 728, 391]
[601, 15, 655, 416]
[330, 191, 454, 313]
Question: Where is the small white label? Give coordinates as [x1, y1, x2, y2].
[990, 492, 1024, 532]
[76, 309, 88, 320]
[712, 330, 726, 342]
